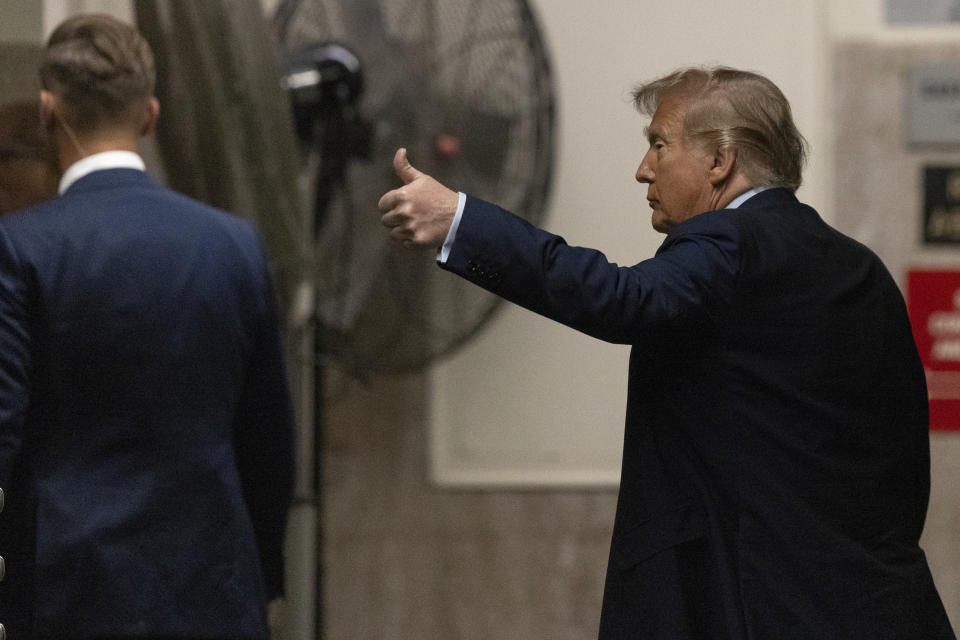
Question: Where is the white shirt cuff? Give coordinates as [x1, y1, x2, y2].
[438, 192, 467, 264]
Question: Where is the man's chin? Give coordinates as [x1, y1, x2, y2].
[651, 214, 671, 234]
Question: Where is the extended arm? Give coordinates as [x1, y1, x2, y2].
[376, 149, 742, 344]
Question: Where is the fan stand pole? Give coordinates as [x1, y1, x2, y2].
[314, 335, 327, 639]
[310, 124, 351, 638]
[285, 307, 322, 640]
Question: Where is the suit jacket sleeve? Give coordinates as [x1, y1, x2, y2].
[0, 224, 32, 490]
[233, 242, 296, 601]
[440, 196, 743, 342]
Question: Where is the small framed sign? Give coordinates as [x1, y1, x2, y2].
[923, 166, 960, 244]
[888, 0, 960, 24]
[909, 65, 960, 146]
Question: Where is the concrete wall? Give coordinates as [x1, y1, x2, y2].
[831, 35, 960, 629]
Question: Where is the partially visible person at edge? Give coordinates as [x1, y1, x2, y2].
[378, 65, 957, 639]
[0, 98, 59, 214]
[0, 13, 295, 640]
[0, 96, 58, 640]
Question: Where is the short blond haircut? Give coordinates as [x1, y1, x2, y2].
[633, 66, 808, 192]
[39, 13, 155, 134]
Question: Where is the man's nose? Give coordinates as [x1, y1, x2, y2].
[636, 157, 654, 183]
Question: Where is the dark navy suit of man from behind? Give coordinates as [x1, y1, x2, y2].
[0, 14, 295, 640]
[378, 66, 957, 639]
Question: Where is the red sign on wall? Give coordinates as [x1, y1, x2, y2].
[907, 269, 960, 431]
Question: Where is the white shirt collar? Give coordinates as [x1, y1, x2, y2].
[725, 186, 771, 210]
[58, 150, 146, 195]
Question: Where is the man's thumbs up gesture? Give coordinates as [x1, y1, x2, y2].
[378, 148, 459, 249]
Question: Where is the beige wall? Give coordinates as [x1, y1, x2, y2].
[0, 3, 41, 44]
[42, 0, 132, 33]
[431, 0, 831, 487]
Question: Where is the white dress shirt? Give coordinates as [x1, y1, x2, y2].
[58, 150, 146, 195]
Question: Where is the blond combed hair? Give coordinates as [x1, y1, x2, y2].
[39, 13, 155, 134]
[633, 66, 808, 192]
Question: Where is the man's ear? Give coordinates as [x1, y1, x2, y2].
[709, 145, 737, 186]
[140, 97, 159, 136]
[39, 90, 58, 133]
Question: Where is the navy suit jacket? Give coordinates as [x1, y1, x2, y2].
[0, 168, 295, 639]
[442, 189, 956, 639]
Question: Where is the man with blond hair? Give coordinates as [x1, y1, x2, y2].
[378, 66, 956, 639]
[0, 14, 294, 640]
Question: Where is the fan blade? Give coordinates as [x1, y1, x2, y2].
[431, 103, 513, 201]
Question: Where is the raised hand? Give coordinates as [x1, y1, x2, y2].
[377, 148, 459, 249]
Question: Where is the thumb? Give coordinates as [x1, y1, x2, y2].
[393, 147, 422, 185]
